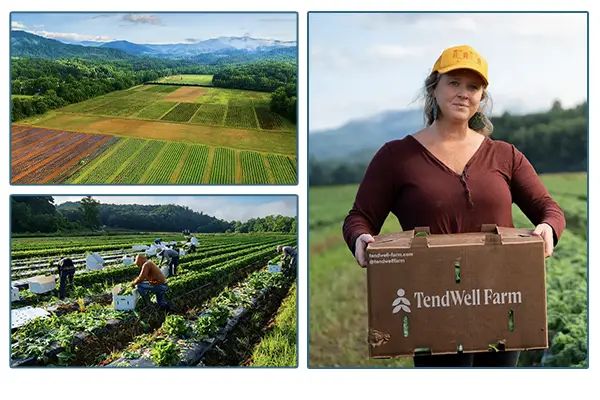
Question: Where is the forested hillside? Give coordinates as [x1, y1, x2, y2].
[11, 197, 297, 234]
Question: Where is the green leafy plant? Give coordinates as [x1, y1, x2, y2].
[162, 315, 190, 338]
[150, 341, 180, 366]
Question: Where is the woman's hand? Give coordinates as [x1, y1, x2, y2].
[532, 223, 554, 258]
[354, 233, 375, 267]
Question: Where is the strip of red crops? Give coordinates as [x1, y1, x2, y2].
[12, 130, 75, 164]
[14, 134, 110, 184]
[12, 125, 37, 136]
[11, 128, 51, 151]
[12, 134, 91, 182]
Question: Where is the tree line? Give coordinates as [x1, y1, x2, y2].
[212, 61, 296, 92]
[309, 101, 588, 186]
[11, 196, 297, 235]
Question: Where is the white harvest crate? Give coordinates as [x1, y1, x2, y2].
[112, 284, 140, 311]
[268, 264, 281, 273]
[28, 275, 57, 294]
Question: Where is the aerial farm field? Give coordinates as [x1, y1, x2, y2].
[10, 232, 298, 367]
[308, 172, 588, 368]
[155, 74, 214, 86]
[11, 82, 297, 184]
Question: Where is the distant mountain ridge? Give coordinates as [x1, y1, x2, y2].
[309, 108, 425, 162]
[11, 30, 297, 60]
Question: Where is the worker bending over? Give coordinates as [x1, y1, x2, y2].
[131, 254, 169, 309]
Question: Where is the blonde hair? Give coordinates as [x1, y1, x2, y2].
[422, 71, 494, 136]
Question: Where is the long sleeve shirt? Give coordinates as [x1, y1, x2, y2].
[282, 246, 296, 258]
[132, 261, 167, 286]
[342, 135, 566, 254]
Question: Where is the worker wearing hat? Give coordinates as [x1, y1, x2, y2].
[343, 44, 565, 368]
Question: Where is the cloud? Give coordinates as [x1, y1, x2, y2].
[243, 32, 252, 37]
[29, 30, 113, 42]
[357, 13, 477, 33]
[185, 38, 199, 43]
[122, 14, 162, 25]
[32, 24, 44, 29]
[11, 21, 26, 29]
[258, 17, 296, 23]
[90, 14, 118, 20]
[311, 44, 425, 71]
[370, 44, 424, 60]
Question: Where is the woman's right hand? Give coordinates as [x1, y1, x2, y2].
[354, 233, 375, 267]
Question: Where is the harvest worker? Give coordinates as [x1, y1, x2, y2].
[56, 257, 77, 299]
[277, 245, 297, 273]
[131, 254, 169, 310]
[157, 247, 180, 276]
[342, 45, 566, 368]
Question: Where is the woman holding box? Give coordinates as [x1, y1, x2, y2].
[342, 45, 566, 367]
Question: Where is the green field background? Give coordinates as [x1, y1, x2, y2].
[308, 173, 588, 368]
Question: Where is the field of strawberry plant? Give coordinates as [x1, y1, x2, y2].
[308, 172, 588, 368]
[10, 232, 298, 367]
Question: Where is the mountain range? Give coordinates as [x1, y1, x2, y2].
[309, 108, 425, 163]
[10, 30, 297, 60]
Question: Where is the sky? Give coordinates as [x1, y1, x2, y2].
[10, 12, 297, 44]
[309, 12, 588, 131]
[52, 196, 297, 222]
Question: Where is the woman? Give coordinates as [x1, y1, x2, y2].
[342, 45, 566, 367]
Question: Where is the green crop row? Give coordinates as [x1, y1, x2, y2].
[142, 142, 186, 184]
[161, 102, 201, 123]
[176, 145, 210, 184]
[111, 140, 166, 184]
[209, 148, 236, 184]
[268, 155, 297, 184]
[241, 151, 270, 184]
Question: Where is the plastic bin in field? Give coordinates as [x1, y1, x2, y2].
[28, 275, 57, 294]
[112, 284, 140, 311]
[86, 252, 104, 271]
[11, 286, 20, 302]
[268, 264, 282, 273]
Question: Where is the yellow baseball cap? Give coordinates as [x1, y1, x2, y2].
[432, 45, 489, 87]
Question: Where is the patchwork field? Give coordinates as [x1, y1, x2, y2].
[11, 126, 297, 184]
[12, 83, 297, 184]
[156, 74, 214, 86]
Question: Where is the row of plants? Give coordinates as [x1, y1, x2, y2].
[110, 266, 293, 366]
[10, 246, 291, 365]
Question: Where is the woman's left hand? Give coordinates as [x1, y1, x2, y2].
[532, 223, 554, 258]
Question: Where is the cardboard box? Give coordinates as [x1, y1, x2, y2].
[365, 224, 547, 358]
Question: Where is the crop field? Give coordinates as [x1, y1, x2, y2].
[25, 84, 293, 133]
[12, 83, 296, 184]
[10, 232, 298, 367]
[11, 126, 297, 184]
[156, 74, 214, 86]
[308, 172, 588, 368]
